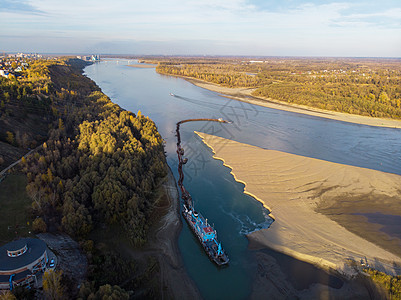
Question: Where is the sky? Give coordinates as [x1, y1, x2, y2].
[1, 0, 401, 57]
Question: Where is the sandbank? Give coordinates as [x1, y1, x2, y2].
[128, 64, 157, 68]
[195, 131, 401, 276]
[183, 77, 401, 129]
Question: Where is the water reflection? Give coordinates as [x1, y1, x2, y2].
[85, 59, 401, 299]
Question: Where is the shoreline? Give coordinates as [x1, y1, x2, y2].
[81, 63, 199, 297]
[153, 166, 202, 299]
[169, 74, 401, 129]
[127, 64, 157, 68]
[195, 131, 401, 277]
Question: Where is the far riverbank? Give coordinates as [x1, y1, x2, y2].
[171, 75, 401, 129]
[127, 64, 157, 68]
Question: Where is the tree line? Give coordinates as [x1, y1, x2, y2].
[364, 268, 401, 299]
[18, 59, 167, 245]
[156, 58, 401, 119]
[1, 58, 167, 298]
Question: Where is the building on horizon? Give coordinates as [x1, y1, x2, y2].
[77, 55, 100, 62]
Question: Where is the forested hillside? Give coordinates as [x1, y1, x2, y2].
[1, 58, 167, 298]
[6, 59, 167, 244]
[156, 58, 401, 119]
[0, 60, 58, 167]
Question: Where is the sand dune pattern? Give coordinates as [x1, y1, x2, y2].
[196, 131, 401, 276]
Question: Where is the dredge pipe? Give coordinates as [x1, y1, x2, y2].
[175, 118, 229, 208]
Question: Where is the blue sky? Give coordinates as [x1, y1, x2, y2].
[1, 0, 400, 56]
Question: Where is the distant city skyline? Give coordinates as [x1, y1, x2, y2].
[1, 0, 400, 57]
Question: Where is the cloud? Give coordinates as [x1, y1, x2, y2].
[330, 6, 401, 28]
[0, 0, 44, 14]
[1, 0, 400, 56]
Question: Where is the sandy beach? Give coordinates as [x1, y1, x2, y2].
[128, 64, 157, 68]
[195, 131, 401, 277]
[182, 77, 401, 129]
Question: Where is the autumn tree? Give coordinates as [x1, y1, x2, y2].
[43, 270, 65, 300]
[32, 217, 47, 233]
[78, 283, 130, 300]
[0, 291, 17, 300]
[6, 131, 14, 145]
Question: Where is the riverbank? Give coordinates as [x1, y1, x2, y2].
[195, 131, 401, 277]
[110, 166, 201, 298]
[182, 77, 401, 129]
[151, 167, 202, 299]
[128, 64, 157, 68]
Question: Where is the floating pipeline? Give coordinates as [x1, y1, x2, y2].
[175, 118, 230, 266]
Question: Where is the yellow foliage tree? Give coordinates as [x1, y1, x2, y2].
[58, 118, 64, 130]
[43, 270, 65, 300]
[6, 131, 14, 145]
[32, 217, 47, 233]
[0, 291, 17, 300]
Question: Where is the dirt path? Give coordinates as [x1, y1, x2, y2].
[0, 145, 42, 179]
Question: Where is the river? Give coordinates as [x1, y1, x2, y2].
[84, 59, 401, 299]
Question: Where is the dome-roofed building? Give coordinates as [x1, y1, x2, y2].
[0, 238, 48, 290]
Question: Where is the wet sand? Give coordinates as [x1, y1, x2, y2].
[196, 131, 401, 277]
[182, 77, 401, 129]
[152, 167, 202, 299]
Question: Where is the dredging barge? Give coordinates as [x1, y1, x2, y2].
[176, 118, 230, 266]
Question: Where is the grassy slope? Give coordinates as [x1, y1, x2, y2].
[0, 174, 33, 243]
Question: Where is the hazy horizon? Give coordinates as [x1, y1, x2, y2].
[4, 52, 401, 59]
[1, 0, 401, 57]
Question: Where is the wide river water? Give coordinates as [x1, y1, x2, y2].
[85, 59, 401, 299]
